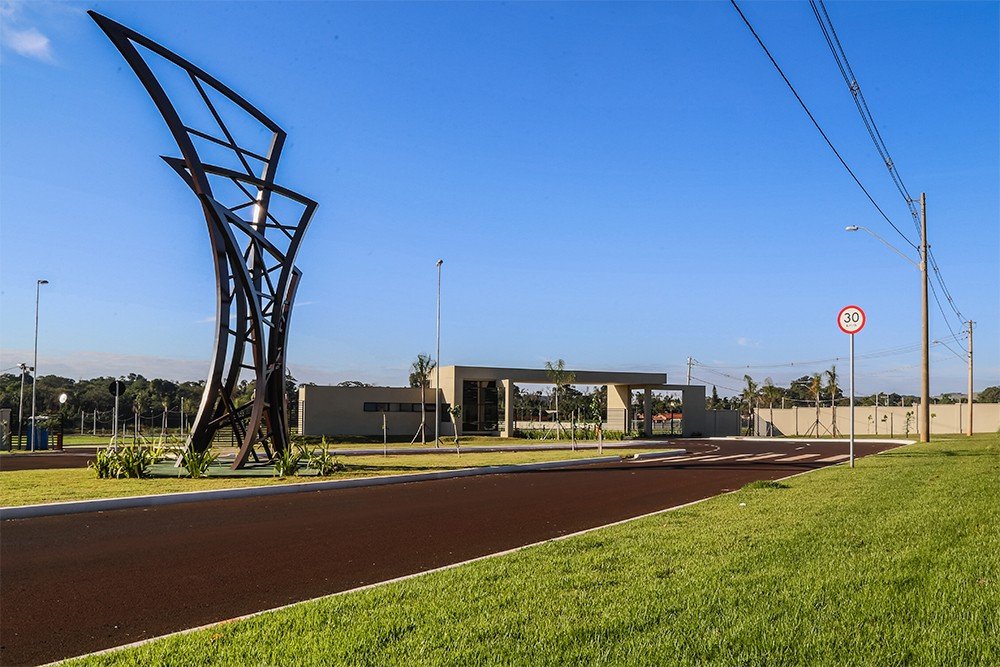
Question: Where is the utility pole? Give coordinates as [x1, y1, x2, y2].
[686, 357, 693, 385]
[967, 320, 974, 436]
[434, 259, 443, 446]
[919, 193, 930, 443]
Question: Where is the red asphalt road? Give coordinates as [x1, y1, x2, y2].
[1, 439, 894, 666]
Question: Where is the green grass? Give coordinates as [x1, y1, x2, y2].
[0, 448, 655, 507]
[65, 434, 999, 666]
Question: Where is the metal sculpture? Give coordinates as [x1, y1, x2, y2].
[90, 11, 317, 468]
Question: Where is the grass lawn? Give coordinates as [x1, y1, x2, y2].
[0, 448, 654, 507]
[66, 434, 999, 666]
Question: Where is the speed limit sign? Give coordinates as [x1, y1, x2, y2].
[838, 305, 866, 335]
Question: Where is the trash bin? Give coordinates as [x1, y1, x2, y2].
[25, 426, 48, 450]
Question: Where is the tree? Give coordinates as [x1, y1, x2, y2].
[544, 359, 575, 438]
[761, 378, 781, 436]
[806, 372, 827, 436]
[409, 354, 436, 446]
[976, 386, 1000, 403]
[826, 365, 840, 436]
[708, 385, 721, 410]
[741, 375, 758, 435]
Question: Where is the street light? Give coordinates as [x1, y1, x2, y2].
[845, 193, 930, 442]
[434, 259, 443, 447]
[30, 279, 49, 451]
[58, 393, 68, 450]
[16, 363, 30, 449]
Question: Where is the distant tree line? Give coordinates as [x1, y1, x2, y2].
[0, 371, 299, 433]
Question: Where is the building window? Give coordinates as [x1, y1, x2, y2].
[363, 402, 391, 412]
[462, 380, 498, 432]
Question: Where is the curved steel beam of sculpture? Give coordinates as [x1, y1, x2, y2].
[91, 12, 316, 468]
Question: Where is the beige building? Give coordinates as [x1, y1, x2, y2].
[299, 365, 721, 438]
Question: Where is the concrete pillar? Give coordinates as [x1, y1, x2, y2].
[607, 384, 630, 432]
[643, 388, 653, 437]
[680, 385, 706, 436]
[502, 379, 514, 438]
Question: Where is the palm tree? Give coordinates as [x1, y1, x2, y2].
[409, 353, 436, 446]
[761, 377, 781, 436]
[544, 359, 575, 438]
[826, 365, 841, 436]
[742, 374, 759, 435]
[805, 372, 827, 436]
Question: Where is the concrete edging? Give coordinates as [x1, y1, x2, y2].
[1, 449, 685, 521]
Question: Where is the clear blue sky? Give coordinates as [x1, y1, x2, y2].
[2, 1, 997, 396]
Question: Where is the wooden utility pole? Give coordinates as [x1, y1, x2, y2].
[967, 320, 974, 436]
[920, 193, 931, 442]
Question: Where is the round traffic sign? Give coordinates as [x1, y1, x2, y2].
[108, 380, 126, 396]
[838, 305, 866, 335]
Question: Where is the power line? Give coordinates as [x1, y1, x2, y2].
[692, 333, 963, 372]
[808, 0, 922, 237]
[809, 0, 968, 330]
[729, 0, 918, 251]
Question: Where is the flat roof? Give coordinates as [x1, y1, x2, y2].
[442, 365, 693, 389]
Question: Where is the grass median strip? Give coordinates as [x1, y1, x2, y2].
[0, 449, 654, 508]
[65, 434, 999, 666]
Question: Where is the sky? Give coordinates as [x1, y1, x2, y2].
[1, 0, 997, 396]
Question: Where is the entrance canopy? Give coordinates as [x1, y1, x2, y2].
[436, 366, 706, 437]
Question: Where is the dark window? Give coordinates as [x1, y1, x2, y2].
[462, 380, 499, 432]
[363, 402, 378, 412]
[440, 403, 451, 422]
[398, 403, 412, 412]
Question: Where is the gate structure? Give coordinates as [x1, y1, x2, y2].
[91, 12, 317, 468]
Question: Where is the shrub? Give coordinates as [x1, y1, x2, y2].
[88, 445, 154, 479]
[180, 447, 220, 478]
[272, 447, 302, 477]
[89, 448, 120, 479]
[305, 443, 346, 476]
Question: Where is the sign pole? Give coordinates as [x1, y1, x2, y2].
[849, 332, 855, 468]
[838, 304, 865, 469]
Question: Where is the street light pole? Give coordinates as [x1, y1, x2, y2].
[434, 259, 443, 447]
[30, 279, 49, 451]
[16, 363, 29, 449]
[919, 193, 930, 443]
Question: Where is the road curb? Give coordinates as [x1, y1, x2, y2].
[1, 449, 685, 521]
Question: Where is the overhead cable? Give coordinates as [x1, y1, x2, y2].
[729, 0, 918, 251]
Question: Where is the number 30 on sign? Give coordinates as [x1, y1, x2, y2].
[838, 305, 866, 335]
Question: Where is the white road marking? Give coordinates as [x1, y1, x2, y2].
[740, 453, 784, 461]
[775, 454, 822, 462]
[816, 454, 851, 463]
[697, 454, 749, 462]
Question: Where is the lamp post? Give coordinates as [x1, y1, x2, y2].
[846, 204, 930, 442]
[16, 363, 30, 449]
[30, 279, 49, 451]
[434, 259, 443, 446]
[58, 392, 68, 450]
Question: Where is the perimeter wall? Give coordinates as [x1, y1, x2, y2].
[751, 403, 1000, 437]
